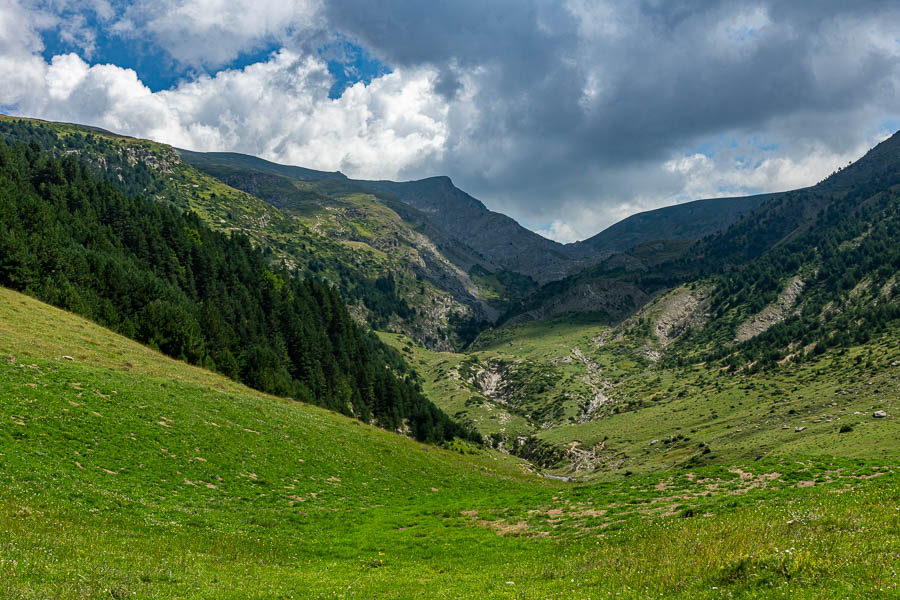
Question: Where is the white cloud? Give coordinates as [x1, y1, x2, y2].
[117, 0, 324, 68]
[11, 46, 450, 181]
[0, 0, 54, 106]
[663, 133, 888, 201]
[536, 220, 580, 244]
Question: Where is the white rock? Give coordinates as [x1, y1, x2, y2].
[873, 410, 887, 418]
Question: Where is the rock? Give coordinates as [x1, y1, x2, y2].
[794, 427, 806, 432]
[873, 410, 887, 418]
[62, 355, 74, 361]
[505, 582, 515, 586]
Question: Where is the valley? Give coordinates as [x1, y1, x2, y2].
[2, 287, 898, 598]
[0, 115, 898, 598]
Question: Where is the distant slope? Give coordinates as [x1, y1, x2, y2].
[572, 193, 774, 255]
[353, 177, 585, 282]
[179, 149, 348, 181]
[503, 132, 900, 329]
[672, 132, 900, 369]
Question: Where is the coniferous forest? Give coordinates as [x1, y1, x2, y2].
[0, 138, 478, 444]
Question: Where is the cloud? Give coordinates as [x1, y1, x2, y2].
[116, 0, 324, 69]
[4, 0, 900, 240]
[0, 1, 55, 107]
[536, 220, 581, 244]
[10, 45, 449, 181]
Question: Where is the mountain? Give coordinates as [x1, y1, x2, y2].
[177, 149, 782, 340]
[353, 176, 583, 282]
[573, 192, 774, 256]
[0, 115, 518, 350]
[0, 131, 475, 443]
[176, 147, 548, 346]
[503, 133, 900, 330]
[4, 113, 897, 470]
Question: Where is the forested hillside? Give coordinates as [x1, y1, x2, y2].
[675, 136, 900, 370]
[0, 117, 510, 350]
[0, 138, 476, 443]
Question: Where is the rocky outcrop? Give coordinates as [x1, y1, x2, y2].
[648, 286, 711, 347]
[735, 276, 804, 342]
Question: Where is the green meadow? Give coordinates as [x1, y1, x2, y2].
[2, 287, 899, 599]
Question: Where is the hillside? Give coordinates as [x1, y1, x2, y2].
[178, 147, 538, 335]
[3, 286, 899, 598]
[355, 176, 583, 282]
[670, 132, 900, 369]
[0, 116, 505, 350]
[502, 133, 900, 333]
[382, 311, 899, 477]
[573, 193, 774, 255]
[0, 134, 472, 443]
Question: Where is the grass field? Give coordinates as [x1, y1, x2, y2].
[2, 287, 900, 598]
[381, 312, 900, 480]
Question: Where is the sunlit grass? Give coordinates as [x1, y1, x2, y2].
[1, 287, 899, 598]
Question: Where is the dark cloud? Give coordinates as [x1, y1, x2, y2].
[316, 0, 900, 236]
[10, 0, 899, 239]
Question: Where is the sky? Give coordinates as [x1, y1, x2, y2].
[2, 1, 899, 243]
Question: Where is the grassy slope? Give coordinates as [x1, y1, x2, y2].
[382, 310, 900, 479]
[380, 316, 613, 444]
[2, 293, 900, 598]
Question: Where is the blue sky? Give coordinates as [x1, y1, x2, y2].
[3, 0, 899, 241]
[38, 12, 390, 97]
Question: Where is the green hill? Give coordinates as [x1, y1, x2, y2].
[0, 116, 499, 350]
[0, 133, 472, 443]
[3, 286, 899, 599]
